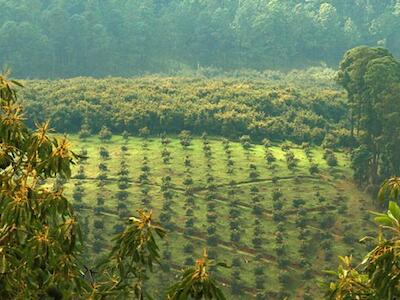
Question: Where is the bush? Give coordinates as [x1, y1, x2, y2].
[292, 198, 305, 208]
[93, 220, 104, 229]
[207, 225, 217, 235]
[122, 130, 129, 141]
[184, 257, 195, 266]
[139, 127, 150, 138]
[179, 130, 192, 148]
[309, 163, 319, 174]
[272, 190, 283, 201]
[327, 154, 338, 166]
[207, 213, 217, 223]
[240, 135, 252, 150]
[255, 276, 265, 289]
[78, 123, 91, 140]
[230, 231, 241, 243]
[278, 271, 291, 287]
[116, 191, 129, 201]
[273, 201, 283, 210]
[273, 211, 286, 222]
[99, 125, 112, 141]
[230, 278, 244, 296]
[183, 243, 194, 254]
[324, 148, 338, 166]
[206, 234, 219, 247]
[262, 138, 271, 147]
[97, 196, 105, 206]
[252, 205, 263, 216]
[265, 151, 276, 164]
[99, 147, 110, 160]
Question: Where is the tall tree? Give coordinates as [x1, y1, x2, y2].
[337, 46, 400, 186]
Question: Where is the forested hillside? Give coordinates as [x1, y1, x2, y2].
[2, 0, 400, 295]
[19, 71, 352, 147]
[1, 0, 400, 77]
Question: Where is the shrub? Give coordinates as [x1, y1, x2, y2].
[179, 130, 192, 148]
[240, 135, 252, 150]
[292, 198, 305, 208]
[273, 201, 283, 210]
[309, 163, 319, 174]
[262, 138, 271, 147]
[265, 151, 276, 164]
[139, 127, 150, 138]
[116, 191, 129, 201]
[99, 125, 112, 141]
[324, 148, 338, 166]
[78, 122, 91, 140]
[207, 226, 217, 235]
[278, 271, 291, 287]
[252, 205, 263, 216]
[206, 234, 219, 246]
[98, 163, 108, 172]
[183, 243, 194, 254]
[230, 231, 241, 243]
[93, 220, 104, 229]
[255, 276, 266, 289]
[327, 154, 338, 166]
[184, 257, 195, 266]
[99, 147, 110, 160]
[122, 130, 130, 141]
[272, 190, 283, 201]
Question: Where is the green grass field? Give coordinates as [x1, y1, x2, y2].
[59, 134, 374, 299]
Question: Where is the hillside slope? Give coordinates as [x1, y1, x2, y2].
[58, 134, 374, 299]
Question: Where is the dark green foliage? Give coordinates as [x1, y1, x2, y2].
[2, 2, 400, 78]
[79, 122, 91, 140]
[240, 135, 252, 150]
[122, 130, 130, 141]
[139, 127, 150, 138]
[292, 198, 305, 208]
[0, 73, 227, 299]
[75, 165, 86, 179]
[323, 149, 338, 167]
[167, 252, 226, 300]
[99, 126, 112, 141]
[99, 147, 110, 160]
[20, 77, 351, 145]
[326, 178, 400, 299]
[337, 47, 400, 186]
[179, 130, 192, 148]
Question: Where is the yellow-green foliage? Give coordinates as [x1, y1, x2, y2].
[64, 134, 374, 299]
[20, 76, 350, 146]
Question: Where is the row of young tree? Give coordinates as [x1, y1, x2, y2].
[1, 0, 400, 77]
[0, 73, 228, 299]
[20, 45, 400, 194]
[71, 122, 391, 298]
[3, 44, 400, 298]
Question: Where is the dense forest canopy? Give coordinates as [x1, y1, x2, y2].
[1, 0, 400, 78]
[19, 72, 351, 147]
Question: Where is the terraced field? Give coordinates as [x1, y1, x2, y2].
[60, 134, 374, 299]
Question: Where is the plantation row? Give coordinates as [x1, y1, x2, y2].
[57, 134, 374, 299]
